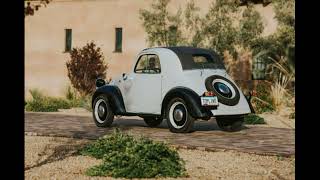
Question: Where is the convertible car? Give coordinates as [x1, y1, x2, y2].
[92, 47, 252, 133]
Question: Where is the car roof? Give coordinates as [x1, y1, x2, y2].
[143, 46, 225, 70]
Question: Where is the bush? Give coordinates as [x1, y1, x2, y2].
[66, 42, 108, 96]
[80, 130, 186, 178]
[64, 85, 92, 112]
[25, 89, 71, 112]
[244, 113, 265, 124]
[251, 82, 274, 113]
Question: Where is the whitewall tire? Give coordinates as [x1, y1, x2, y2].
[93, 95, 114, 127]
[166, 98, 194, 133]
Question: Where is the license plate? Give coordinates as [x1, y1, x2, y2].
[201, 96, 219, 106]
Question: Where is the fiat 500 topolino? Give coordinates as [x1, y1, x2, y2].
[92, 47, 252, 133]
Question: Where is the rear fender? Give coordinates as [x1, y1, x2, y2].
[161, 87, 212, 119]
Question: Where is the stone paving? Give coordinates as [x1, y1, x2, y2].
[25, 112, 295, 157]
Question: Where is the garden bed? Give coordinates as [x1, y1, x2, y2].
[25, 135, 295, 180]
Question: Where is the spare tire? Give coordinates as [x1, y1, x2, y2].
[205, 75, 240, 106]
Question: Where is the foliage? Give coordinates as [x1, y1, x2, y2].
[140, 0, 264, 59]
[80, 130, 136, 159]
[237, 4, 264, 49]
[81, 130, 186, 178]
[66, 42, 108, 96]
[201, 0, 238, 57]
[270, 73, 292, 112]
[183, 0, 203, 47]
[139, 0, 184, 46]
[64, 85, 92, 112]
[25, 88, 92, 112]
[251, 0, 295, 68]
[25, 89, 71, 112]
[251, 82, 274, 113]
[25, 0, 51, 17]
[244, 113, 266, 124]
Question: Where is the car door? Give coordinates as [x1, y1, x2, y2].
[122, 54, 162, 114]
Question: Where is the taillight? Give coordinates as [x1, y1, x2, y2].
[204, 91, 215, 96]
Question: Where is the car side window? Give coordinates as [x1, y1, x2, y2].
[134, 54, 161, 74]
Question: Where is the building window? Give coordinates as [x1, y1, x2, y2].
[65, 29, 72, 52]
[115, 28, 122, 52]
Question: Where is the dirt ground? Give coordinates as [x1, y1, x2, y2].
[25, 136, 295, 180]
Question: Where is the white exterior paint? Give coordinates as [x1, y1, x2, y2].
[110, 47, 251, 116]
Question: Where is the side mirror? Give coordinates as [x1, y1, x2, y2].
[96, 78, 106, 88]
[122, 73, 127, 80]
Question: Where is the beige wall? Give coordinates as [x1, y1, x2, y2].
[25, 0, 277, 98]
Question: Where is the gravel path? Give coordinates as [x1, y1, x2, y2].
[25, 136, 295, 180]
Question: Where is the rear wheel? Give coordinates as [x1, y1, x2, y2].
[166, 98, 194, 133]
[93, 95, 114, 127]
[216, 116, 244, 132]
[143, 116, 163, 127]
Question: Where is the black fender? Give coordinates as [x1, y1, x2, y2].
[92, 85, 126, 114]
[161, 87, 213, 119]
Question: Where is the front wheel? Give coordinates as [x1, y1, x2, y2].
[166, 98, 194, 133]
[216, 116, 244, 132]
[93, 95, 114, 127]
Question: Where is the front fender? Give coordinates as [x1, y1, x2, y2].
[161, 87, 212, 119]
[92, 85, 126, 114]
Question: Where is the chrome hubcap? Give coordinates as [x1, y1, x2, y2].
[174, 109, 184, 122]
[217, 83, 230, 94]
[98, 105, 105, 117]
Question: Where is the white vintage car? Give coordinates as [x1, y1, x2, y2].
[92, 47, 252, 133]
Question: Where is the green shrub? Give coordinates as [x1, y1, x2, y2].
[80, 130, 186, 178]
[25, 89, 71, 112]
[244, 113, 265, 124]
[65, 85, 92, 112]
[251, 82, 274, 113]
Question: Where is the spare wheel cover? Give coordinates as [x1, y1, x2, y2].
[205, 75, 240, 106]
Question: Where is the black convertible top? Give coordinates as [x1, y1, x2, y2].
[164, 46, 225, 70]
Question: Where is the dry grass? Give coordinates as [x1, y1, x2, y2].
[267, 56, 295, 112]
[223, 46, 253, 81]
[270, 73, 292, 112]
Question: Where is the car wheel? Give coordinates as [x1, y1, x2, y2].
[143, 116, 163, 127]
[166, 98, 194, 133]
[93, 95, 114, 127]
[216, 116, 244, 132]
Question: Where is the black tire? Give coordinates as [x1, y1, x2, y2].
[216, 116, 244, 132]
[143, 116, 163, 127]
[166, 98, 194, 133]
[92, 94, 114, 127]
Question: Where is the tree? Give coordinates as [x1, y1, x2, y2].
[237, 4, 264, 49]
[25, 0, 51, 17]
[201, 0, 238, 57]
[139, 0, 184, 46]
[66, 42, 108, 96]
[183, 0, 203, 47]
[140, 0, 265, 59]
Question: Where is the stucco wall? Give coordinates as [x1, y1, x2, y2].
[25, 0, 277, 98]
